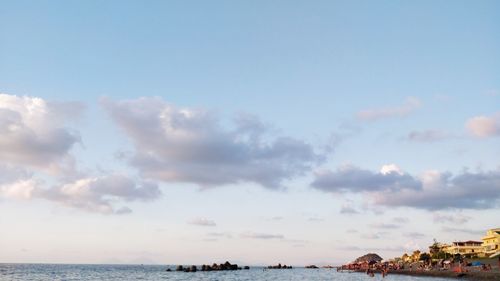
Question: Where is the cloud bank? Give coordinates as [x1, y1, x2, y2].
[0, 94, 160, 214]
[312, 165, 500, 210]
[102, 97, 323, 188]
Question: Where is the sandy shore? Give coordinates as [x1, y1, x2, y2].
[387, 269, 500, 280]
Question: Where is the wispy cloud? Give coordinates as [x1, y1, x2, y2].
[338, 245, 405, 252]
[406, 129, 453, 142]
[369, 223, 401, 229]
[266, 216, 284, 221]
[361, 232, 389, 240]
[307, 216, 325, 222]
[442, 227, 483, 236]
[405, 232, 426, 239]
[240, 232, 284, 240]
[340, 205, 359, 214]
[433, 213, 471, 224]
[356, 97, 421, 122]
[188, 218, 217, 227]
[207, 232, 232, 238]
[392, 217, 409, 224]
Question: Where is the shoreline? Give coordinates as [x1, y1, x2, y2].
[384, 269, 500, 280]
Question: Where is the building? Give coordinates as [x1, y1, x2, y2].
[429, 242, 451, 256]
[445, 241, 484, 257]
[481, 228, 500, 257]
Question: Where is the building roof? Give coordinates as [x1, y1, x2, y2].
[452, 240, 483, 244]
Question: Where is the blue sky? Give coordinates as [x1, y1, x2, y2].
[0, 0, 499, 265]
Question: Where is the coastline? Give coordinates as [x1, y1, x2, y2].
[386, 269, 500, 280]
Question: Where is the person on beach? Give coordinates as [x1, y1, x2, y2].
[381, 267, 388, 278]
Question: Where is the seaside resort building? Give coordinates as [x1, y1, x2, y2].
[445, 241, 485, 257]
[482, 228, 500, 257]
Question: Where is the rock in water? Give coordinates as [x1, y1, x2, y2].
[354, 253, 383, 264]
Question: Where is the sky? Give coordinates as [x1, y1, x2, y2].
[0, 0, 499, 266]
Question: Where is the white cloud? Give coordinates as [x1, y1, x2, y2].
[0, 94, 81, 171]
[465, 113, 500, 138]
[0, 179, 37, 200]
[102, 97, 323, 188]
[380, 164, 403, 175]
[356, 97, 421, 122]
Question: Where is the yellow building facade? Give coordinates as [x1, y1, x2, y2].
[445, 241, 484, 257]
[481, 228, 500, 257]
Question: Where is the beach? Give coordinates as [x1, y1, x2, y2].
[388, 269, 500, 280]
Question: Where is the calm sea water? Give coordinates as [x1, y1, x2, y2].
[0, 264, 451, 281]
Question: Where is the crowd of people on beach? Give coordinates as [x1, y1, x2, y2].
[338, 255, 500, 278]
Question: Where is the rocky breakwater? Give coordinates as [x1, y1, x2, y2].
[268, 263, 293, 269]
[169, 261, 249, 272]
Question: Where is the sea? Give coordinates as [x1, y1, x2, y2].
[0, 264, 452, 281]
